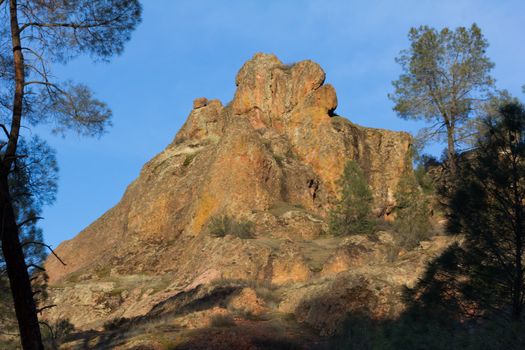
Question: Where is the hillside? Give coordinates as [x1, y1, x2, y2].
[42, 53, 453, 349]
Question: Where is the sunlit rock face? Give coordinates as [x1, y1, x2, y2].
[43, 54, 422, 337]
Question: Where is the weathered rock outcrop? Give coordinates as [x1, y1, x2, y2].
[41, 54, 437, 349]
[46, 53, 411, 283]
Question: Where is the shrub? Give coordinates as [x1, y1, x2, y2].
[209, 313, 235, 328]
[208, 215, 231, 237]
[329, 161, 375, 236]
[41, 319, 75, 349]
[102, 317, 128, 331]
[231, 220, 255, 239]
[393, 173, 433, 249]
[414, 154, 439, 194]
[208, 215, 255, 239]
[386, 244, 401, 263]
[254, 286, 281, 308]
[182, 153, 197, 167]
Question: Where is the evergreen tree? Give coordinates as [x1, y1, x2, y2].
[412, 100, 525, 327]
[0, 136, 57, 347]
[394, 173, 433, 249]
[329, 160, 375, 235]
[0, 1, 142, 348]
[389, 24, 495, 174]
[447, 101, 525, 322]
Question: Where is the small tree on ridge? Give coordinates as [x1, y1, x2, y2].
[329, 160, 375, 236]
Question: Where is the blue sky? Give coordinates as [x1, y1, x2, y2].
[39, 0, 525, 248]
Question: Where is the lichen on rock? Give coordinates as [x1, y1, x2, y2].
[41, 54, 440, 348]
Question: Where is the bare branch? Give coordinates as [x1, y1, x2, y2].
[24, 80, 58, 88]
[26, 263, 45, 272]
[36, 304, 56, 314]
[22, 241, 66, 266]
[29, 276, 38, 282]
[0, 124, 10, 138]
[17, 216, 43, 228]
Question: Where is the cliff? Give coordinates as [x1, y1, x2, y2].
[46, 53, 411, 283]
[42, 54, 450, 349]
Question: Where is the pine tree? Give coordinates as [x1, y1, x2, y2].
[0, 1, 142, 348]
[389, 24, 495, 175]
[394, 173, 433, 249]
[329, 160, 375, 235]
[447, 101, 525, 321]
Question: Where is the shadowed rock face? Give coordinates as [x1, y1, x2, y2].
[43, 54, 420, 337]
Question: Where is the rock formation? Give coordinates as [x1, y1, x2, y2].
[42, 53, 450, 349]
[46, 53, 411, 282]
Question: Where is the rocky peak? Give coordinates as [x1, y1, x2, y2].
[36, 54, 458, 349]
[43, 55, 418, 336]
[232, 53, 333, 127]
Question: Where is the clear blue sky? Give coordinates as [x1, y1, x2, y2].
[38, 0, 525, 248]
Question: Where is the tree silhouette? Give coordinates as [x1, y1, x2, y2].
[0, 1, 142, 348]
[408, 101, 525, 331]
[446, 101, 525, 322]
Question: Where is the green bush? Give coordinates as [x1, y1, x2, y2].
[208, 215, 230, 237]
[208, 215, 255, 239]
[393, 173, 433, 250]
[209, 313, 235, 328]
[329, 160, 375, 236]
[182, 153, 197, 167]
[414, 165, 432, 193]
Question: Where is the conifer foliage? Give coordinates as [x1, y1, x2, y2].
[447, 101, 525, 322]
[0, 1, 142, 348]
[390, 24, 495, 174]
[394, 173, 433, 249]
[329, 160, 375, 236]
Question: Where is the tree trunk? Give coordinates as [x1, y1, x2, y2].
[0, 175, 44, 350]
[7, 0, 23, 159]
[1, 0, 45, 349]
[446, 122, 457, 176]
[512, 249, 523, 321]
[511, 220, 523, 321]
[511, 157, 524, 322]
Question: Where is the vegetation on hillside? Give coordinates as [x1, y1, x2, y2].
[329, 158, 435, 255]
[208, 215, 256, 239]
[329, 160, 375, 236]
[393, 173, 433, 249]
[333, 100, 525, 350]
[1, 6, 521, 348]
[331, 24, 525, 349]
